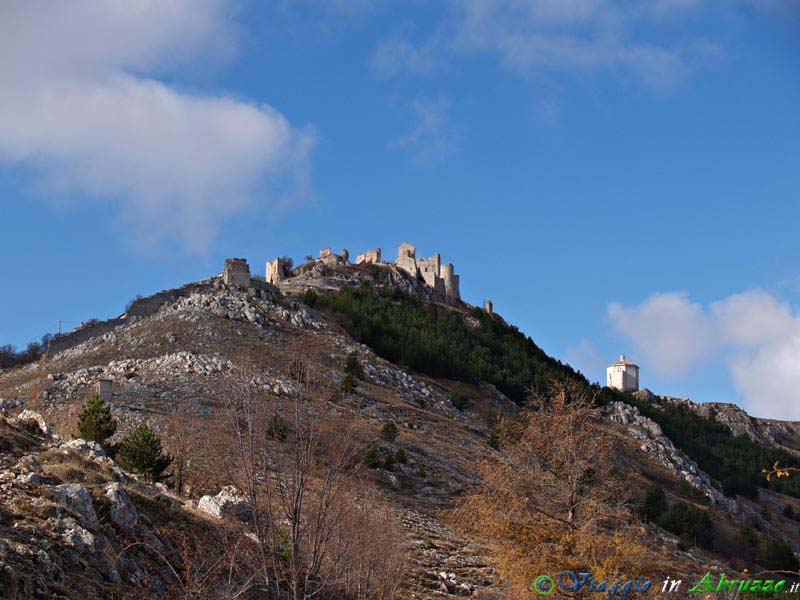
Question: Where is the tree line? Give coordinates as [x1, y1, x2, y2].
[0, 335, 51, 369]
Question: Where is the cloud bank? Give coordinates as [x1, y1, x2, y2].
[608, 289, 800, 419]
[0, 1, 314, 253]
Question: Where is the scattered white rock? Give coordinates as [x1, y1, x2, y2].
[606, 401, 742, 519]
[197, 486, 252, 522]
[62, 439, 106, 460]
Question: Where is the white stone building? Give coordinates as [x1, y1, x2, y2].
[606, 354, 639, 392]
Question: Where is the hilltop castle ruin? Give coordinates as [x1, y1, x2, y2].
[256, 242, 468, 304]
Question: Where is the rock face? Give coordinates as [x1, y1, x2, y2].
[198, 486, 252, 522]
[605, 401, 742, 519]
[0, 412, 264, 597]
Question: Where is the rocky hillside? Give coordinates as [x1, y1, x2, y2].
[2, 255, 800, 598]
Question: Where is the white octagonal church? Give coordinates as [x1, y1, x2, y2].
[606, 354, 639, 392]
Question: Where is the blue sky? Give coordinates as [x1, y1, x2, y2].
[1, 1, 799, 418]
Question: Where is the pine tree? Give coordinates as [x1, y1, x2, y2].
[380, 421, 399, 442]
[117, 422, 172, 482]
[76, 394, 117, 448]
[640, 484, 667, 521]
[344, 353, 364, 380]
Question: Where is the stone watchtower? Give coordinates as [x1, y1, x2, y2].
[606, 354, 639, 392]
[223, 258, 251, 287]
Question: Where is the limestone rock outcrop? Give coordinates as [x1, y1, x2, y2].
[605, 401, 742, 520]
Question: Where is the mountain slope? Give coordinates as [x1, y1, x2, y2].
[2, 255, 800, 597]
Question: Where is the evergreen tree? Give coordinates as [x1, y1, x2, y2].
[640, 484, 667, 521]
[117, 422, 172, 482]
[756, 538, 800, 571]
[342, 373, 358, 393]
[344, 353, 364, 380]
[267, 414, 287, 441]
[380, 422, 399, 442]
[363, 444, 380, 469]
[76, 394, 117, 448]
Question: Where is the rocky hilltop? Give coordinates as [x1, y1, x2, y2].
[2, 253, 800, 598]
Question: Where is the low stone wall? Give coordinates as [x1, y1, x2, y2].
[46, 318, 125, 357]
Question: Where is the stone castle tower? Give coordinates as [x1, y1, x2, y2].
[395, 242, 460, 302]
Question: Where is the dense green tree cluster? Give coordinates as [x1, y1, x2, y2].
[738, 524, 799, 571]
[755, 537, 800, 571]
[639, 484, 714, 550]
[305, 283, 582, 403]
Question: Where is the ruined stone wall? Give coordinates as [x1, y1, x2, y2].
[46, 319, 124, 357]
[396, 242, 418, 276]
[355, 248, 381, 265]
[266, 258, 286, 285]
[417, 253, 441, 288]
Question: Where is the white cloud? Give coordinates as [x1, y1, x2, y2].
[373, 0, 723, 89]
[710, 289, 795, 347]
[371, 31, 447, 79]
[608, 289, 800, 420]
[0, 1, 314, 254]
[728, 333, 800, 420]
[389, 97, 460, 165]
[607, 292, 716, 378]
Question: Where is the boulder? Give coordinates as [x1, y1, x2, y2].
[63, 525, 96, 554]
[52, 483, 98, 528]
[17, 410, 51, 435]
[197, 486, 252, 522]
[104, 483, 138, 532]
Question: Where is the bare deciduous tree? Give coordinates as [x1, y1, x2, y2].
[163, 408, 198, 496]
[221, 359, 407, 599]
